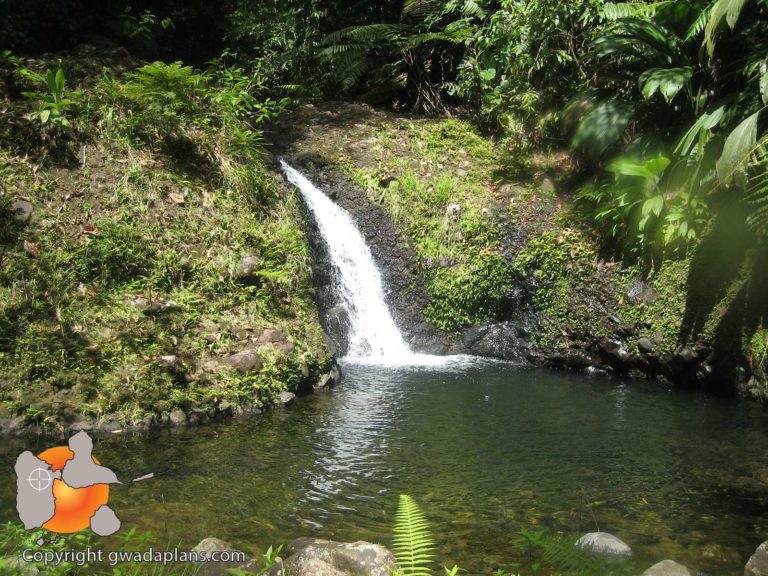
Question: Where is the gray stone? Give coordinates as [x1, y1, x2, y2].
[540, 176, 556, 194]
[317, 373, 335, 390]
[224, 349, 263, 373]
[257, 328, 289, 344]
[637, 338, 655, 354]
[157, 355, 182, 370]
[235, 255, 261, 281]
[202, 360, 220, 373]
[642, 560, 693, 576]
[575, 532, 632, 557]
[192, 538, 251, 576]
[498, 183, 527, 198]
[11, 200, 34, 223]
[746, 541, 768, 575]
[272, 340, 296, 355]
[133, 297, 181, 314]
[277, 391, 296, 406]
[627, 278, 659, 305]
[169, 410, 187, 426]
[264, 538, 398, 576]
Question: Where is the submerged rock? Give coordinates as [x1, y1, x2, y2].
[575, 532, 633, 557]
[264, 537, 398, 576]
[745, 541, 768, 575]
[641, 560, 693, 576]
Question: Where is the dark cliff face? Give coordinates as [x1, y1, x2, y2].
[277, 154, 461, 356]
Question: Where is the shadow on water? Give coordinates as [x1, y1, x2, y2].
[2, 365, 768, 575]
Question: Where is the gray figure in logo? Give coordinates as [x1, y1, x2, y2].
[61, 431, 121, 488]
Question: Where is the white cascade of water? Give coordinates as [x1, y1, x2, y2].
[281, 161, 417, 361]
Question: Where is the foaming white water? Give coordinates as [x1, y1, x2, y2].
[281, 161, 486, 369]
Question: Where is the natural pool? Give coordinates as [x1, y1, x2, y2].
[3, 362, 768, 575]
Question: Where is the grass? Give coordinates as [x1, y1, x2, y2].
[0, 58, 331, 430]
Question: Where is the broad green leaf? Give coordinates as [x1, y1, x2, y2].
[704, 0, 748, 55]
[39, 109, 51, 123]
[674, 105, 726, 156]
[642, 194, 664, 216]
[639, 67, 692, 103]
[607, 154, 670, 180]
[716, 111, 759, 184]
[479, 68, 496, 81]
[760, 61, 768, 106]
[572, 100, 633, 158]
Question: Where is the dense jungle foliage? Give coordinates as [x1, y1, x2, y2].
[1, 0, 767, 397]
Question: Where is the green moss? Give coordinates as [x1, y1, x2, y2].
[424, 254, 513, 333]
[616, 259, 690, 354]
[514, 229, 618, 345]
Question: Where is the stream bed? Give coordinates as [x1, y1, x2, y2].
[2, 363, 768, 575]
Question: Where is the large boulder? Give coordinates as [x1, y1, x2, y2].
[641, 560, 694, 576]
[575, 532, 633, 557]
[264, 537, 398, 576]
[746, 541, 768, 575]
[192, 537, 252, 576]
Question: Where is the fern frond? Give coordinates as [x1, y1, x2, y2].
[392, 495, 436, 576]
[321, 24, 404, 46]
[539, 535, 637, 576]
[404, 0, 441, 17]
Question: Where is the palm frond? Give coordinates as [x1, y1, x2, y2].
[392, 495, 435, 576]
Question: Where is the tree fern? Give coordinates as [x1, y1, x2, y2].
[392, 495, 436, 576]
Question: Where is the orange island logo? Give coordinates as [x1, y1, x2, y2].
[14, 431, 122, 536]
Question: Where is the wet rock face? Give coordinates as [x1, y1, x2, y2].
[281, 157, 459, 356]
[264, 538, 398, 576]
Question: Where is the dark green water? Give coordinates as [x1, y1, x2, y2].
[3, 363, 768, 574]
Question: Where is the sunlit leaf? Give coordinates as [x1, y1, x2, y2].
[716, 111, 759, 184]
[639, 67, 692, 103]
[571, 100, 633, 158]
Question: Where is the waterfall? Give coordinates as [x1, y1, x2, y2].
[281, 161, 415, 361]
